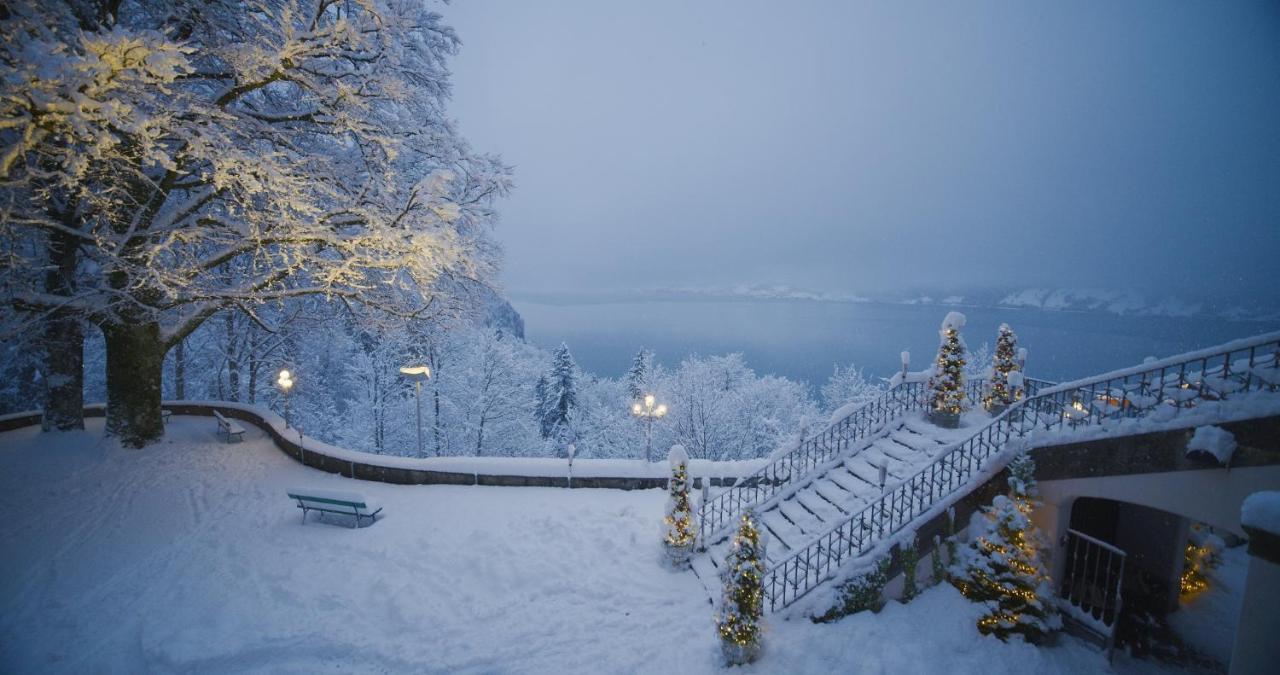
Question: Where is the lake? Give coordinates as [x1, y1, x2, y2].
[515, 299, 1280, 387]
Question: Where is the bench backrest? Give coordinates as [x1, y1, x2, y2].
[213, 410, 229, 423]
[288, 492, 368, 511]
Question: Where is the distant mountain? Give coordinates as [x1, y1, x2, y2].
[514, 285, 1278, 323]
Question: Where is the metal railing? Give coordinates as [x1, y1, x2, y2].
[696, 379, 927, 544]
[699, 370, 1029, 546]
[1059, 528, 1126, 658]
[762, 331, 1280, 613]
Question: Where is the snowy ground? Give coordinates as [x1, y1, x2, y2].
[1168, 544, 1248, 667]
[3, 417, 1128, 673]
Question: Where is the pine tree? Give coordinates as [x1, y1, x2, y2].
[543, 344, 577, 439]
[985, 323, 1022, 411]
[717, 512, 766, 665]
[534, 374, 553, 439]
[928, 312, 968, 426]
[663, 444, 696, 566]
[951, 452, 1059, 642]
[627, 348, 652, 401]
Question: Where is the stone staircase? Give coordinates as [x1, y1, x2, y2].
[693, 330, 1280, 616]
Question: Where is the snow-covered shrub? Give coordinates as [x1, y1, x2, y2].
[816, 558, 890, 622]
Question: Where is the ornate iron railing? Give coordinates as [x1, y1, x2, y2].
[762, 331, 1280, 613]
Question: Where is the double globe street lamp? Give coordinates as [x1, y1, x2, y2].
[277, 369, 295, 428]
[631, 393, 667, 462]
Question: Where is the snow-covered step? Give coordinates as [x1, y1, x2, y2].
[796, 490, 846, 520]
[776, 499, 828, 536]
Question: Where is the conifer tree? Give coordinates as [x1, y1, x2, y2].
[985, 323, 1022, 411]
[717, 512, 766, 665]
[543, 344, 577, 439]
[534, 374, 553, 439]
[951, 452, 1059, 642]
[627, 348, 653, 401]
[663, 444, 696, 566]
[928, 312, 968, 426]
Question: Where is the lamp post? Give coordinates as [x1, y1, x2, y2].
[631, 393, 667, 462]
[277, 369, 295, 428]
[400, 364, 431, 457]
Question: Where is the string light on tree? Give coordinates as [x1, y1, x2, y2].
[951, 451, 1060, 642]
[928, 312, 968, 428]
[662, 444, 697, 567]
[716, 512, 766, 665]
[984, 323, 1023, 414]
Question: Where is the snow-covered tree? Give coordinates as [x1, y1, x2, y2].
[542, 343, 577, 444]
[985, 324, 1022, 411]
[662, 444, 696, 566]
[927, 312, 968, 426]
[951, 452, 1059, 642]
[626, 347, 654, 401]
[0, 1, 511, 446]
[820, 363, 882, 416]
[717, 512, 766, 665]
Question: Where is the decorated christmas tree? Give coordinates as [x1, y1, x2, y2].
[985, 323, 1022, 412]
[951, 452, 1059, 642]
[717, 512, 766, 665]
[928, 312, 968, 428]
[663, 445, 696, 566]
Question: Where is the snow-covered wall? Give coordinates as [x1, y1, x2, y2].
[0, 403, 761, 489]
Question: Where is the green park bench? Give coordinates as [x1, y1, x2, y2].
[287, 488, 382, 528]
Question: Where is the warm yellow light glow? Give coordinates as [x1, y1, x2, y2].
[632, 402, 642, 415]
[656, 404, 667, 417]
[644, 394, 655, 407]
[399, 365, 431, 377]
[277, 369, 294, 390]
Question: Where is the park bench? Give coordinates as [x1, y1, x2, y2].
[213, 409, 245, 443]
[287, 488, 382, 528]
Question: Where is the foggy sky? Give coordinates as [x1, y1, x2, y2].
[444, 1, 1280, 300]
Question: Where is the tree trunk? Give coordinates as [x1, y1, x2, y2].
[40, 228, 84, 431]
[173, 338, 186, 399]
[225, 312, 240, 402]
[40, 313, 84, 431]
[103, 321, 165, 447]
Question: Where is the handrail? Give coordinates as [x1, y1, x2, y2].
[762, 332, 1280, 613]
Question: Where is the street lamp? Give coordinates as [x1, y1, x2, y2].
[277, 369, 295, 428]
[400, 364, 431, 457]
[631, 393, 667, 462]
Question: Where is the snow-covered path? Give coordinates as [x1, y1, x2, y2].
[1, 417, 1114, 674]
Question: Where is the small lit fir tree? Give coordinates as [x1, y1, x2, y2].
[985, 323, 1022, 412]
[717, 512, 766, 665]
[928, 312, 968, 427]
[951, 452, 1060, 642]
[663, 444, 696, 567]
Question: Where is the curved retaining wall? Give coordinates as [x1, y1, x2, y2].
[0, 405, 744, 490]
